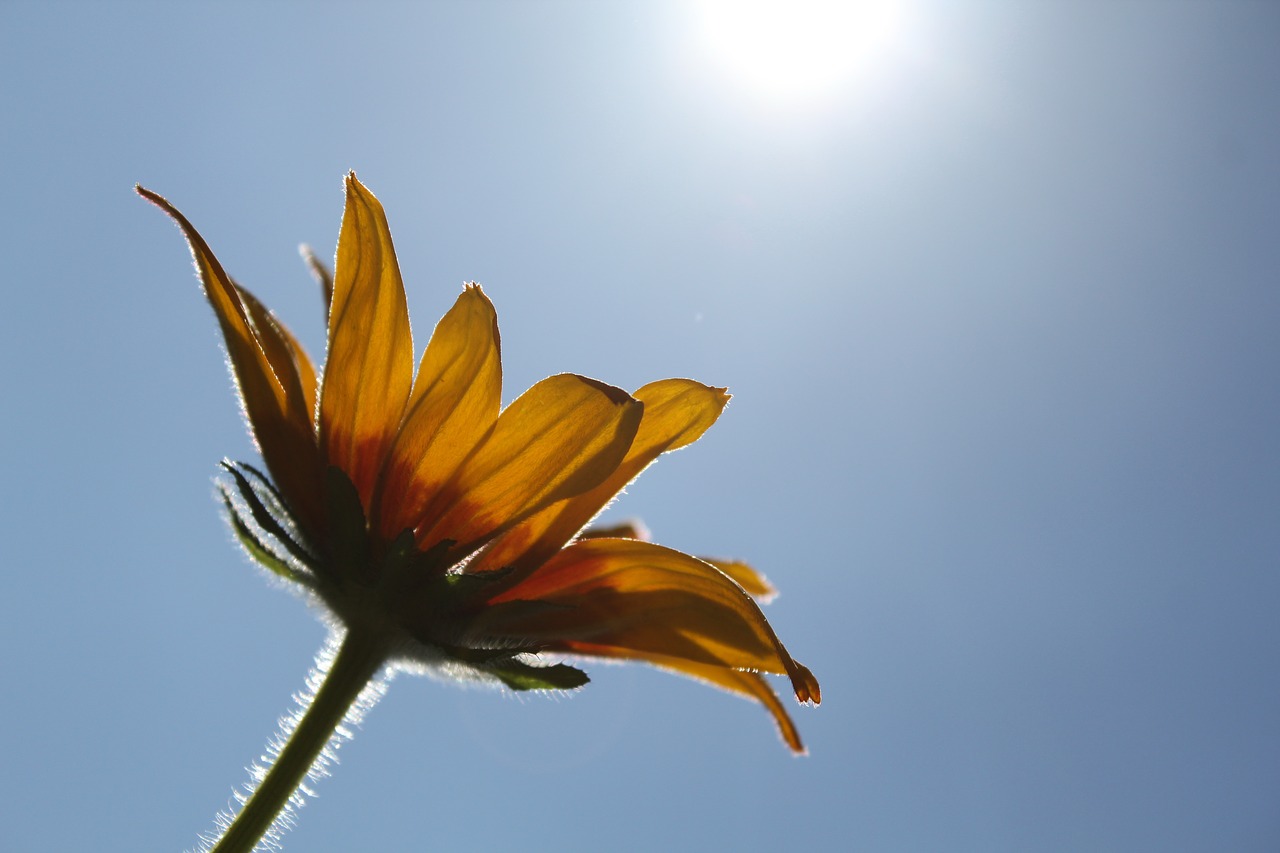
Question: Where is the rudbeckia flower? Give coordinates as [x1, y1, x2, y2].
[139, 174, 819, 851]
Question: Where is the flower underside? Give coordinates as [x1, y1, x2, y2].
[138, 174, 819, 754]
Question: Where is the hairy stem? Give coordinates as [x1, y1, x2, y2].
[212, 628, 390, 853]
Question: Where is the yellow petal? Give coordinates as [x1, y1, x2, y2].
[318, 174, 414, 507]
[371, 284, 501, 540]
[660, 660, 807, 753]
[416, 374, 643, 557]
[702, 558, 777, 602]
[470, 379, 729, 575]
[137, 186, 324, 532]
[479, 538, 819, 705]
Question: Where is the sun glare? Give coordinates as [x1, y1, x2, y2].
[696, 0, 904, 102]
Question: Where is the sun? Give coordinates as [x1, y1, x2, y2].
[695, 0, 905, 102]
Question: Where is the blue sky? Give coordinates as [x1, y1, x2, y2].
[2, 1, 1277, 850]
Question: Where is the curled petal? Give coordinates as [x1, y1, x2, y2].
[659, 660, 807, 754]
[319, 174, 414, 507]
[416, 375, 643, 557]
[471, 379, 729, 577]
[372, 284, 501, 540]
[137, 186, 324, 532]
[478, 538, 819, 705]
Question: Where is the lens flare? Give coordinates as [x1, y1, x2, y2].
[696, 0, 904, 102]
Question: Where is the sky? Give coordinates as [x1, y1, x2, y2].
[2, 1, 1278, 850]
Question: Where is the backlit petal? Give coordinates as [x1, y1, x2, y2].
[478, 538, 819, 705]
[318, 174, 414, 506]
[659, 660, 806, 753]
[416, 374, 643, 557]
[137, 186, 323, 531]
[702, 558, 777, 602]
[470, 379, 728, 576]
[235, 284, 318, 424]
[372, 284, 501, 540]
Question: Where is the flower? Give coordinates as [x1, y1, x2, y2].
[137, 174, 819, 755]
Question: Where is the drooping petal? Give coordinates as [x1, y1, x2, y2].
[318, 174, 414, 507]
[372, 284, 501, 540]
[477, 538, 820, 705]
[657, 660, 806, 753]
[415, 374, 643, 558]
[470, 379, 728, 576]
[137, 186, 324, 532]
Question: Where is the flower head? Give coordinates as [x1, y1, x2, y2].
[138, 174, 819, 752]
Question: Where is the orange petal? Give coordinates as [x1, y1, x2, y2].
[470, 379, 729, 576]
[371, 284, 502, 540]
[318, 174, 414, 507]
[235, 284, 319, 423]
[137, 186, 324, 532]
[416, 374, 643, 557]
[479, 538, 819, 705]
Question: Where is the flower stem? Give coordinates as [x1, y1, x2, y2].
[212, 628, 390, 853]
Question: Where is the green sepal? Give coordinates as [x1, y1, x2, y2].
[384, 529, 454, 579]
[477, 597, 578, 626]
[219, 485, 300, 582]
[231, 460, 288, 516]
[485, 658, 590, 691]
[376, 531, 458, 609]
[441, 565, 515, 601]
[324, 466, 372, 584]
[221, 460, 317, 571]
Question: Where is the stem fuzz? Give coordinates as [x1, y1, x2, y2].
[211, 629, 390, 853]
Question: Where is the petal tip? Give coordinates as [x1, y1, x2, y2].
[345, 171, 375, 200]
[795, 662, 821, 705]
[344, 171, 365, 199]
[135, 184, 169, 210]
